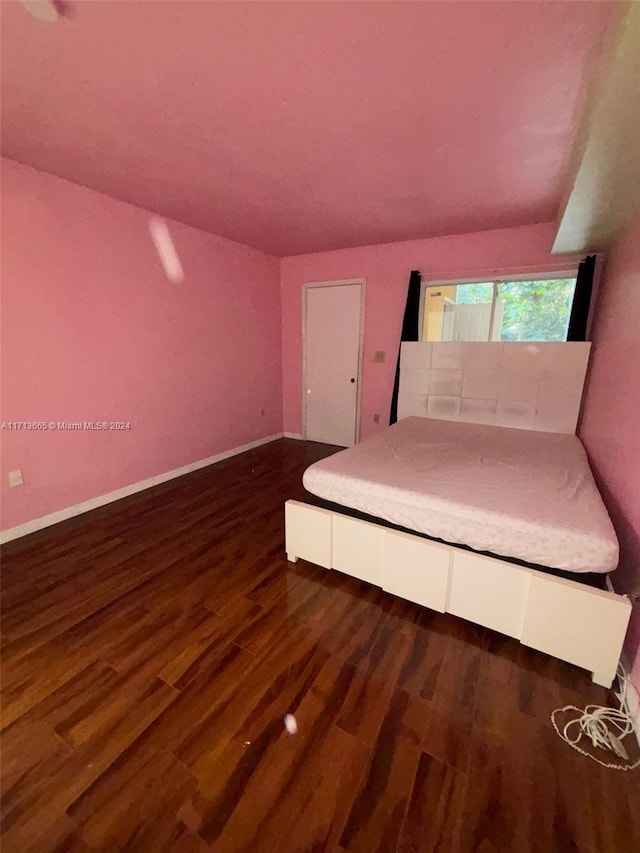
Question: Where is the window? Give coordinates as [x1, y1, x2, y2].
[421, 275, 577, 343]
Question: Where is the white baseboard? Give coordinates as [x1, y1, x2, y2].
[606, 577, 640, 745]
[619, 650, 640, 748]
[606, 575, 640, 746]
[284, 432, 304, 440]
[627, 678, 640, 748]
[0, 432, 284, 544]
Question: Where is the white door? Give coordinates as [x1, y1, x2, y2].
[304, 283, 362, 446]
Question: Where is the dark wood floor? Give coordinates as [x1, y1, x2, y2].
[1, 438, 638, 852]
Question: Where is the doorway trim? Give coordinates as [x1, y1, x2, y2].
[301, 278, 366, 445]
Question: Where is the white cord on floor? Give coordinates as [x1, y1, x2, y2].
[551, 665, 640, 770]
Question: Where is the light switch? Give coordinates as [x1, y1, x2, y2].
[8, 469, 23, 487]
[374, 351, 385, 363]
[373, 414, 381, 424]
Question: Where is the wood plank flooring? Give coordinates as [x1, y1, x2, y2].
[1, 438, 639, 851]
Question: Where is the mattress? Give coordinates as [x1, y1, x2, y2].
[302, 417, 619, 573]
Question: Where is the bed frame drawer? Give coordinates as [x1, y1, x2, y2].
[521, 574, 632, 685]
[383, 530, 451, 612]
[285, 501, 332, 568]
[449, 551, 530, 638]
[332, 515, 386, 586]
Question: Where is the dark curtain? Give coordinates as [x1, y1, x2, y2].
[567, 255, 596, 341]
[389, 270, 422, 424]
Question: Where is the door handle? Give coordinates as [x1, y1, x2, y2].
[350, 378, 355, 383]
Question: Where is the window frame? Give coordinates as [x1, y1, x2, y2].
[418, 269, 579, 344]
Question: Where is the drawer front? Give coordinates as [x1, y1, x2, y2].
[521, 573, 631, 674]
[448, 551, 530, 638]
[332, 515, 386, 586]
[383, 530, 450, 612]
[285, 501, 332, 569]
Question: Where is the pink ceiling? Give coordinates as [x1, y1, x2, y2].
[1, 1, 617, 256]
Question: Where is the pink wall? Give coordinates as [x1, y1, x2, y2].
[580, 220, 640, 685]
[280, 223, 579, 438]
[0, 158, 282, 532]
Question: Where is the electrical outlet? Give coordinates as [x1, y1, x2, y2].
[8, 469, 23, 487]
[373, 414, 380, 424]
[373, 351, 385, 363]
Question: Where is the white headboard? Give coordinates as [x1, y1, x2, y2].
[399, 341, 591, 434]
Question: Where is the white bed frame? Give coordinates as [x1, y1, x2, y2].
[284, 342, 631, 688]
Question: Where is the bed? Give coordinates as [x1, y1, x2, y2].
[302, 417, 618, 575]
[285, 341, 631, 688]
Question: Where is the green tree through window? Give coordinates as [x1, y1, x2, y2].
[454, 279, 576, 342]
